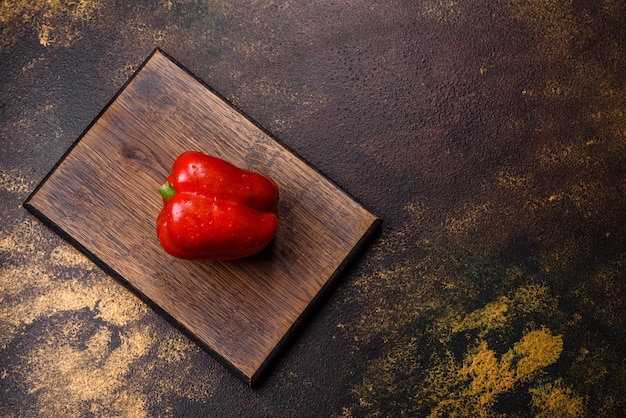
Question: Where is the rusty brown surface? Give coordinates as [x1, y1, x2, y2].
[1, 1, 625, 416]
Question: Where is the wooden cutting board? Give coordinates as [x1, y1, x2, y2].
[23, 49, 381, 386]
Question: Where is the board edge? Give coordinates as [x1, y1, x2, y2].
[249, 216, 383, 387]
[23, 48, 160, 209]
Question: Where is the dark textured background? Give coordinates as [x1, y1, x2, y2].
[1, 1, 625, 416]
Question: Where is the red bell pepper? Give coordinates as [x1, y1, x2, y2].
[156, 151, 279, 260]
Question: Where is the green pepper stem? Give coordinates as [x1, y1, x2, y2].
[158, 181, 176, 200]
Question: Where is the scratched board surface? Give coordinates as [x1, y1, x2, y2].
[23, 49, 381, 386]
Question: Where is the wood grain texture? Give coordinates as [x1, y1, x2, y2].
[23, 49, 381, 386]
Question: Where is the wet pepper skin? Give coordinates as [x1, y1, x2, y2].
[157, 151, 279, 260]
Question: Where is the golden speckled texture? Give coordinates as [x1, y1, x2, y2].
[1, 0, 625, 416]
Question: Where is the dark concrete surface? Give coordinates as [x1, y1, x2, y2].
[1, 1, 625, 416]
